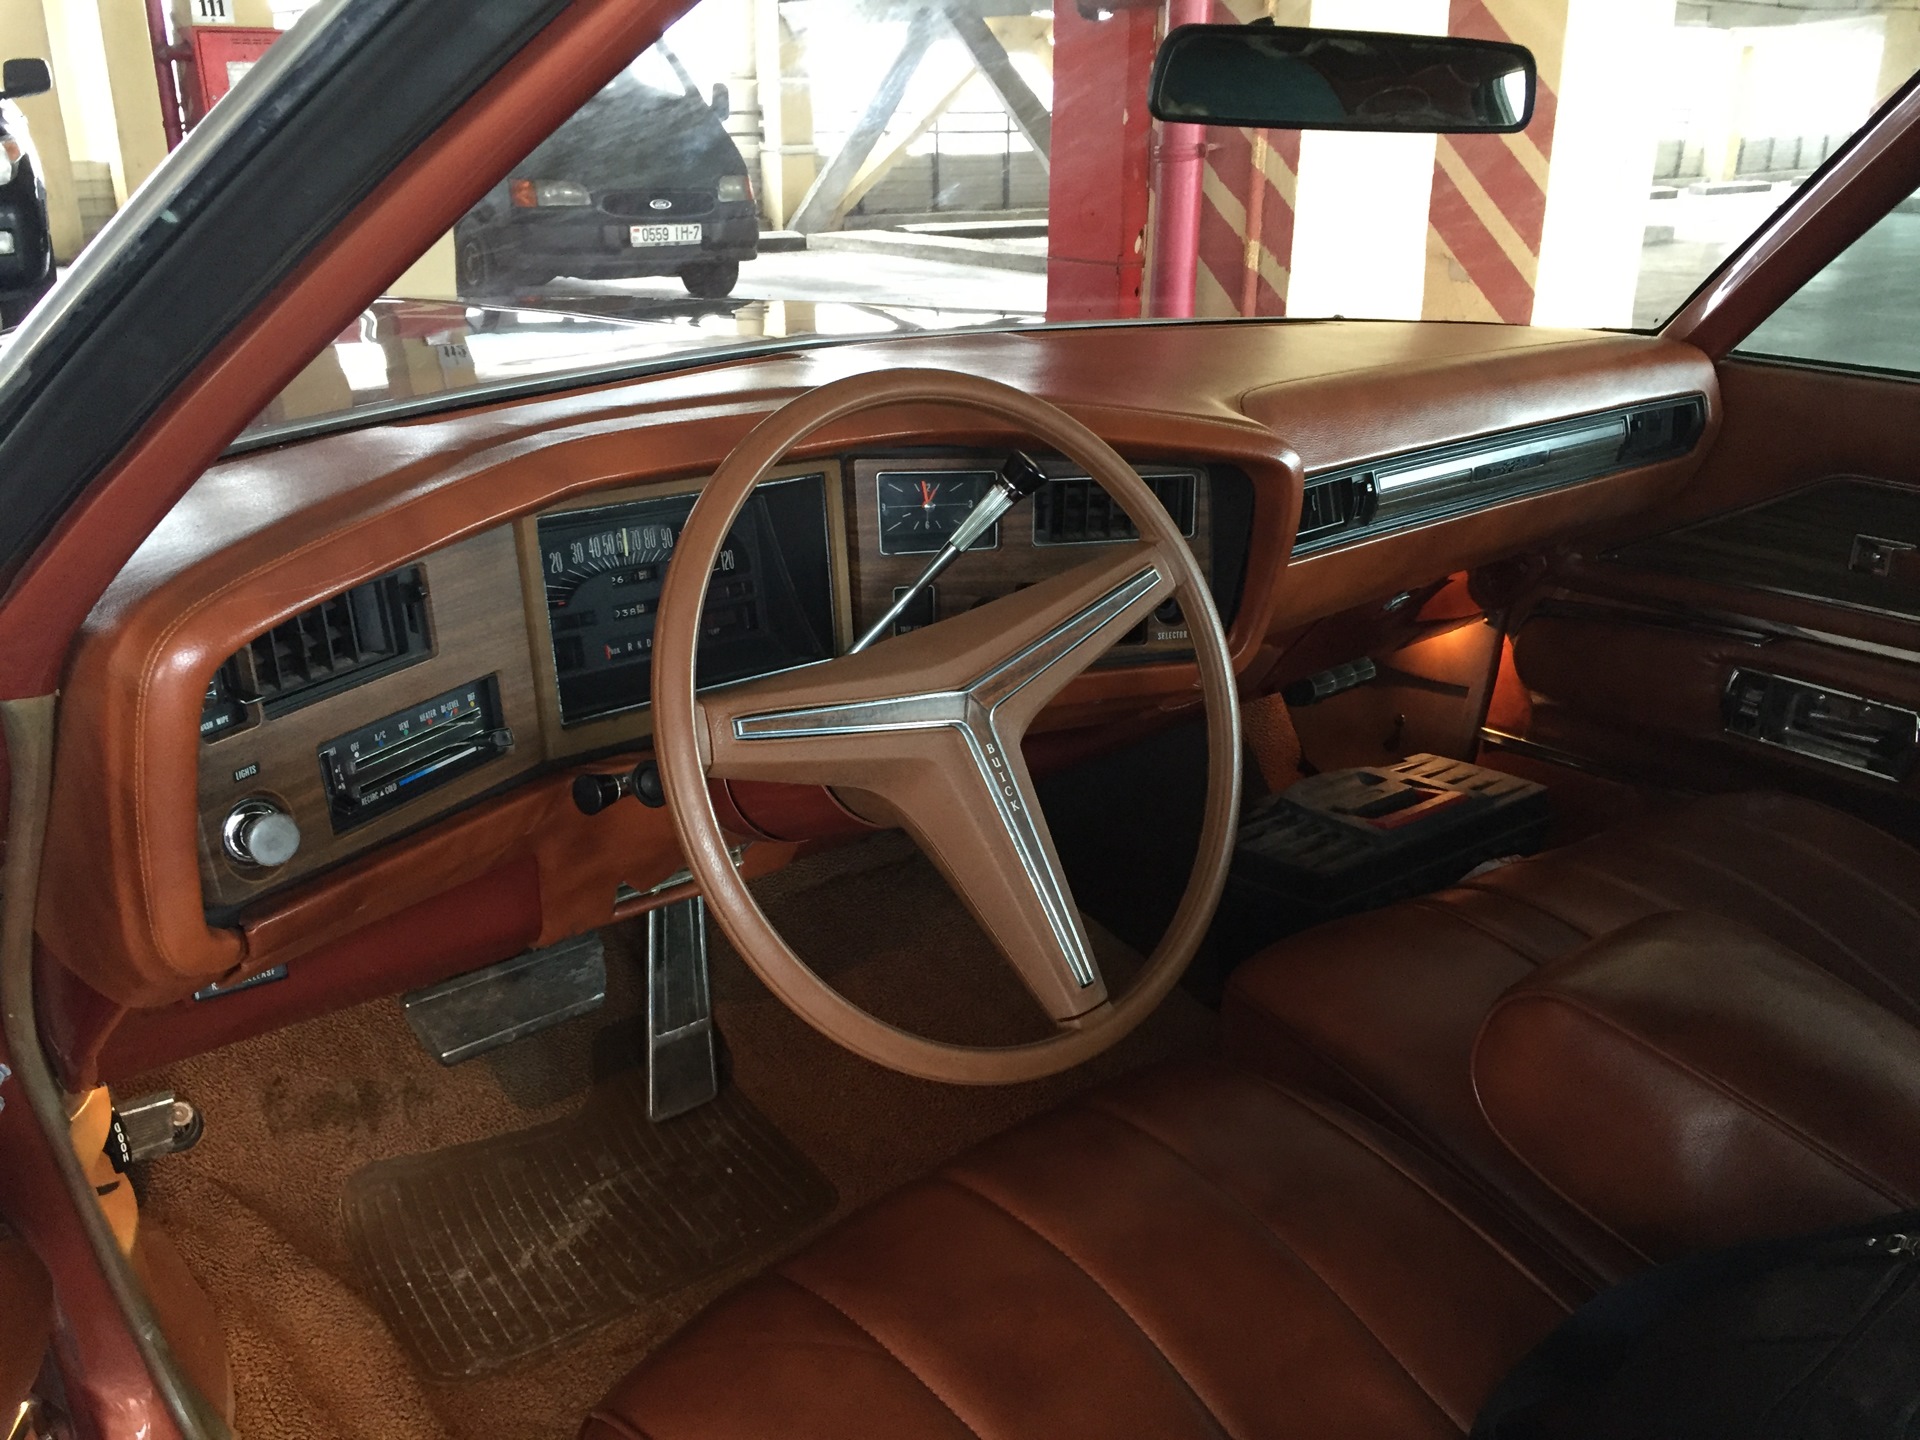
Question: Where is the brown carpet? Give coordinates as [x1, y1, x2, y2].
[134, 832, 1217, 1440]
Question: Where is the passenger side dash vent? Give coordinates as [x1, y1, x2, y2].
[203, 568, 431, 736]
[1032, 471, 1197, 545]
[1297, 472, 1377, 544]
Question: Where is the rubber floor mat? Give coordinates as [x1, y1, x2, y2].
[340, 1079, 835, 1379]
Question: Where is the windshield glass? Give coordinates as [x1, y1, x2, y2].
[213, 0, 1920, 444]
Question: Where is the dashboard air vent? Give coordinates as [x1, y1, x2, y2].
[210, 567, 430, 729]
[1298, 473, 1377, 544]
[1291, 393, 1709, 558]
[1032, 472, 1197, 545]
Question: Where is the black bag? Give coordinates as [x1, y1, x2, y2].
[1473, 1210, 1920, 1439]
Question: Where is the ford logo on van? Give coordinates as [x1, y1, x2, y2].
[649, 198, 673, 210]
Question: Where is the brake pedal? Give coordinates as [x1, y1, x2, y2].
[646, 896, 718, 1121]
[403, 932, 607, 1065]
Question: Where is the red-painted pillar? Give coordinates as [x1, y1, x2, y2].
[1045, 5, 1157, 322]
[1143, 0, 1209, 317]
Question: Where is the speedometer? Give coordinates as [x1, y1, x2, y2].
[535, 476, 835, 726]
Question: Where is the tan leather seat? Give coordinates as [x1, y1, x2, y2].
[587, 791, 1920, 1439]
[1223, 791, 1920, 1282]
[586, 1062, 1587, 1440]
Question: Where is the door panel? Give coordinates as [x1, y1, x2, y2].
[1508, 360, 1920, 842]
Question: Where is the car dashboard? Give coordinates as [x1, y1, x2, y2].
[188, 452, 1252, 914]
[34, 318, 1717, 1087]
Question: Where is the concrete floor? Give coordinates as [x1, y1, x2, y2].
[1739, 209, 1920, 370]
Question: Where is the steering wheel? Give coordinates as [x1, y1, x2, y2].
[653, 370, 1241, 1083]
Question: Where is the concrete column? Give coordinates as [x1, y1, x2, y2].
[94, 0, 170, 198]
[705, 0, 763, 205]
[1703, 38, 1757, 182]
[1879, 6, 1920, 104]
[0, 0, 84, 261]
[40, 0, 170, 207]
[388, 233, 458, 301]
[753, 0, 815, 230]
[1046, 2, 1154, 321]
[1191, 0, 1308, 319]
[1421, 0, 1569, 325]
[1531, 0, 1676, 328]
[1286, 0, 1447, 321]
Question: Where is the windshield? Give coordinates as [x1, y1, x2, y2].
[201, 0, 1920, 444]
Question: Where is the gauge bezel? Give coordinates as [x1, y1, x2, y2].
[873, 469, 1003, 556]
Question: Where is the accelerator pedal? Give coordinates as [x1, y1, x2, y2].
[402, 932, 606, 1066]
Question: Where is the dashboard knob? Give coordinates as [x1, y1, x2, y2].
[571, 759, 668, 816]
[223, 801, 301, 869]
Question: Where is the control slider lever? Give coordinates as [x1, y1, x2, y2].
[573, 758, 667, 815]
[849, 450, 1050, 654]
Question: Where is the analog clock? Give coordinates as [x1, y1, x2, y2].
[874, 470, 1000, 555]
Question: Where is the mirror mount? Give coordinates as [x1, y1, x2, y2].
[710, 82, 730, 121]
[0, 58, 52, 103]
[1149, 23, 1535, 135]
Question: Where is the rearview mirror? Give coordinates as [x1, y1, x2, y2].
[0, 58, 52, 102]
[1149, 24, 1534, 134]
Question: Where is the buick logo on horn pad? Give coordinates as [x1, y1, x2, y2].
[649, 198, 673, 210]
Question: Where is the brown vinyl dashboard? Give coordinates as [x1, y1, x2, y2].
[34, 319, 1717, 1082]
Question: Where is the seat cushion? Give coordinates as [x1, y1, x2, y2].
[585, 1061, 1584, 1440]
[1223, 791, 1920, 1281]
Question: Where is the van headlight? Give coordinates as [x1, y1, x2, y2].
[716, 174, 752, 204]
[509, 178, 592, 208]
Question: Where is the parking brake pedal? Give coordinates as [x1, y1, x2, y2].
[403, 932, 607, 1065]
[646, 896, 718, 1121]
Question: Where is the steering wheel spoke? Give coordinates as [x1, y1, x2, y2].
[701, 543, 1173, 1019]
[849, 729, 1107, 1021]
[703, 541, 1174, 783]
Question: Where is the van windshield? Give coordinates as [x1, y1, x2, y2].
[628, 44, 696, 101]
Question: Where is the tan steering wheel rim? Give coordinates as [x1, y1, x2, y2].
[654, 369, 1241, 1084]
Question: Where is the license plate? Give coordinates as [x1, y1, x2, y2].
[629, 223, 702, 247]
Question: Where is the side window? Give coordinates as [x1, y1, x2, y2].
[1738, 191, 1920, 374]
